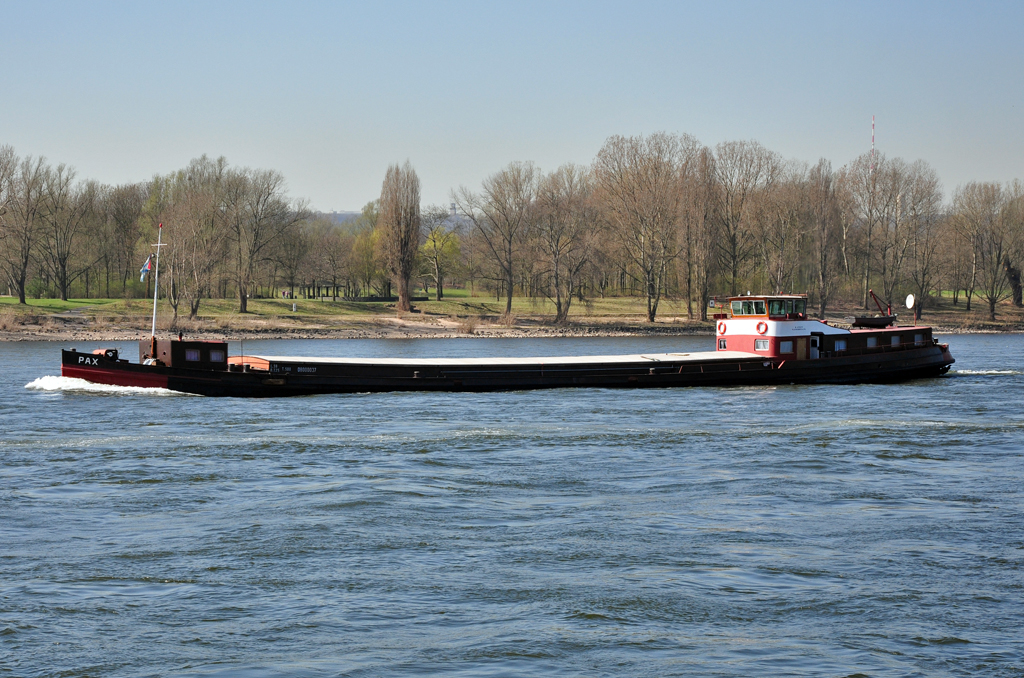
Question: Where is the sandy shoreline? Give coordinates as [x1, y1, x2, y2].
[0, 315, 722, 342]
[0, 315, 1014, 342]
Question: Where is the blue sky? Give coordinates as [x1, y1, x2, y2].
[2, 0, 1022, 210]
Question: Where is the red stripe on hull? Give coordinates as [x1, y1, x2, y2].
[61, 365, 170, 389]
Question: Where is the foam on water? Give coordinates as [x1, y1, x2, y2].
[24, 375, 184, 396]
[953, 369, 1022, 375]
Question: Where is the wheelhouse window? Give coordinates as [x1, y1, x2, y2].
[209, 350, 225, 362]
[767, 299, 806, 316]
[891, 336, 900, 347]
[731, 300, 766, 316]
[914, 334, 923, 344]
[833, 339, 847, 351]
[185, 349, 201, 362]
[754, 339, 769, 351]
[866, 337, 878, 348]
[780, 340, 794, 354]
[718, 338, 727, 350]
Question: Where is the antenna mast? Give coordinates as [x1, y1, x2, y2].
[870, 115, 875, 173]
[150, 223, 165, 339]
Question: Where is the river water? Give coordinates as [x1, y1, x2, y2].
[2, 335, 1022, 677]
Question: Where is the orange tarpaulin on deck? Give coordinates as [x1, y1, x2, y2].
[227, 356, 270, 370]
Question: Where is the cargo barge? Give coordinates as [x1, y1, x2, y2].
[60, 294, 954, 397]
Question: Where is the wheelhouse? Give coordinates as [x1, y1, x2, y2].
[715, 294, 937, 360]
[729, 295, 807, 319]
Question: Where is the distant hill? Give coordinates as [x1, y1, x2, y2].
[316, 211, 360, 224]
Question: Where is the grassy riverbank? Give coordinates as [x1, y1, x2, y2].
[2, 291, 1023, 341]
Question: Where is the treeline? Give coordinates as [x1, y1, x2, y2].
[1, 134, 1022, 323]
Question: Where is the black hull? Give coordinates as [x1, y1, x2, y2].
[63, 345, 955, 397]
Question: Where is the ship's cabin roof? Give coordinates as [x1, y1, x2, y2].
[727, 295, 808, 318]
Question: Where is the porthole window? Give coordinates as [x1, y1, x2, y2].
[780, 340, 794, 354]
[754, 339, 769, 351]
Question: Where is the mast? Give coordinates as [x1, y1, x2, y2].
[150, 223, 165, 354]
[870, 115, 875, 172]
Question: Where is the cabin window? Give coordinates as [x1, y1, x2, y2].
[718, 338, 727, 350]
[834, 339, 847, 351]
[754, 339, 769, 351]
[209, 350, 225, 362]
[731, 300, 765, 316]
[733, 301, 765, 315]
[768, 299, 806, 316]
[780, 340, 794, 354]
[914, 334, 923, 344]
[185, 349, 201, 362]
[891, 336, 900, 347]
[866, 337, 878, 348]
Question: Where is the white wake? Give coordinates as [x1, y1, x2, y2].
[25, 375, 184, 396]
[953, 369, 1021, 375]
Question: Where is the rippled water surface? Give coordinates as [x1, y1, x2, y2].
[3, 335, 1023, 677]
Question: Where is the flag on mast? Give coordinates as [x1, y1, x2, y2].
[139, 254, 153, 282]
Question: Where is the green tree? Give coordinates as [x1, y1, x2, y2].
[420, 205, 460, 300]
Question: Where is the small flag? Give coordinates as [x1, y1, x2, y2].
[139, 254, 153, 282]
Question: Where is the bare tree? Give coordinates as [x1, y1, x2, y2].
[147, 157, 226, 321]
[714, 140, 781, 294]
[106, 182, 148, 295]
[1001, 181, 1024, 308]
[0, 146, 19, 296]
[455, 161, 538, 319]
[843, 152, 895, 309]
[679, 146, 719, 320]
[0, 154, 47, 303]
[223, 167, 308, 312]
[754, 161, 807, 295]
[593, 133, 696, 321]
[952, 182, 1003, 313]
[376, 161, 421, 312]
[309, 219, 354, 300]
[902, 161, 944, 320]
[38, 165, 94, 301]
[951, 181, 1023, 321]
[162, 187, 228, 321]
[535, 164, 596, 323]
[420, 204, 460, 300]
[808, 159, 841, 318]
[834, 176, 857, 279]
[0, 146, 14, 223]
[876, 158, 914, 305]
[292, 219, 323, 298]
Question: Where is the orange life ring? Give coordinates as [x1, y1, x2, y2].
[756, 321, 768, 335]
[717, 322, 727, 335]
